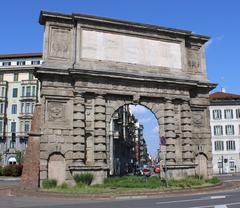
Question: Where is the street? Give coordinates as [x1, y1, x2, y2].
[1, 175, 240, 208]
[1, 189, 240, 208]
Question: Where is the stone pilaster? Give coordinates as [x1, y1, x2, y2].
[84, 94, 95, 165]
[94, 95, 107, 166]
[181, 101, 193, 164]
[72, 95, 85, 165]
[164, 98, 176, 164]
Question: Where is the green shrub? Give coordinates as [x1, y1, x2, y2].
[73, 173, 94, 185]
[1, 165, 23, 177]
[206, 176, 220, 184]
[42, 179, 57, 189]
[60, 182, 68, 189]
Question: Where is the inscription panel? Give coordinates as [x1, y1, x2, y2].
[81, 30, 182, 69]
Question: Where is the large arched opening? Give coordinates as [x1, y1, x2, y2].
[108, 104, 160, 176]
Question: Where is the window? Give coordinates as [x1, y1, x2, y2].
[26, 86, 31, 97]
[31, 60, 40, 65]
[25, 103, 30, 114]
[31, 103, 35, 113]
[24, 121, 30, 133]
[21, 86, 25, 97]
[29, 72, 34, 80]
[0, 119, 3, 133]
[32, 86, 36, 97]
[224, 109, 233, 119]
[12, 88, 18, 98]
[226, 141, 236, 150]
[0, 103, 4, 114]
[225, 125, 235, 135]
[213, 125, 223, 136]
[11, 122, 16, 133]
[213, 109, 222, 120]
[0, 74, 3, 81]
[214, 141, 224, 151]
[2, 61, 11, 66]
[229, 161, 235, 169]
[0, 87, 5, 97]
[14, 73, 18, 81]
[11, 104, 17, 114]
[236, 109, 240, 119]
[17, 61, 25, 66]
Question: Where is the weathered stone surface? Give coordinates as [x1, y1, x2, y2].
[33, 11, 215, 187]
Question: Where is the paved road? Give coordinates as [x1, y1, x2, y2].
[1, 189, 240, 208]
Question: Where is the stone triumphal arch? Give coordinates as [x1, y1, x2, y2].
[22, 11, 216, 187]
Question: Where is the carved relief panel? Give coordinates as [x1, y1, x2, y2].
[187, 49, 200, 73]
[45, 99, 73, 129]
[49, 27, 72, 60]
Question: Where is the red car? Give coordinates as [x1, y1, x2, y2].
[154, 165, 160, 173]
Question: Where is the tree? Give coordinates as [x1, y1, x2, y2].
[15, 150, 24, 165]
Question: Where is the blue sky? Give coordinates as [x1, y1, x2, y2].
[1, 0, 239, 156]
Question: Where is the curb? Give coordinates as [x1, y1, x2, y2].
[3, 181, 239, 201]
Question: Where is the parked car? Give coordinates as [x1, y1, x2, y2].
[154, 165, 160, 173]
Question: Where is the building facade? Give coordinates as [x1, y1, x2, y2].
[0, 53, 42, 165]
[109, 105, 149, 175]
[210, 91, 240, 174]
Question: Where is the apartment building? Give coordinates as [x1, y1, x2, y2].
[0, 53, 42, 165]
[210, 90, 240, 174]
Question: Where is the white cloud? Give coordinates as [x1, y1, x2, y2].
[138, 117, 152, 123]
[152, 126, 159, 134]
[205, 35, 224, 49]
[129, 105, 147, 114]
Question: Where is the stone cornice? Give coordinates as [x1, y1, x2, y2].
[39, 10, 209, 45]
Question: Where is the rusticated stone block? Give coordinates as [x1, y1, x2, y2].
[95, 97, 105, 105]
[165, 124, 175, 131]
[40, 151, 49, 160]
[95, 129, 105, 136]
[95, 121, 106, 128]
[73, 144, 85, 151]
[165, 131, 176, 138]
[164, 110, 174, 117]
[95, 144, 106, 151]
[181, 124, 192, 131]
[95, 136, 106, 144]
[54, 129, 62, 135]
[95, 152, 107, 159]
[95, 113, 105, 120]
[74, 104, 85, 112]
[95, 106, 105, 113]
[73, 128, 85, 136]
[73, 120, 85, 128]
[164, 117, 175, 124]
[40, 171, 47, 180]
[43, 128, 53, 135]
[181, 111, 191, 118]
[181, 118, 191, 124]
[65, 151, 73, 159]
[72, 152, 85, 159]
[73, 112, 85, 120]
[182, 132, 192, 138]
[72, 135, 85, 143]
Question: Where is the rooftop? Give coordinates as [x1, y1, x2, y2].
[210, 92, 240, 100]
[0, 53, 42, 60]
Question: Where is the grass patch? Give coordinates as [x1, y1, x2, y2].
[41, 176, 221, 193]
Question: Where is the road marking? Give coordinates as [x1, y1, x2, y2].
[190, 201, 240, 208]
[156, 197, 211, 204]
[210, 196, 226, 199]
[156, 195, 227, 205]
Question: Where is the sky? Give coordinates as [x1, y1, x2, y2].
[1, 0, 240, 156]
